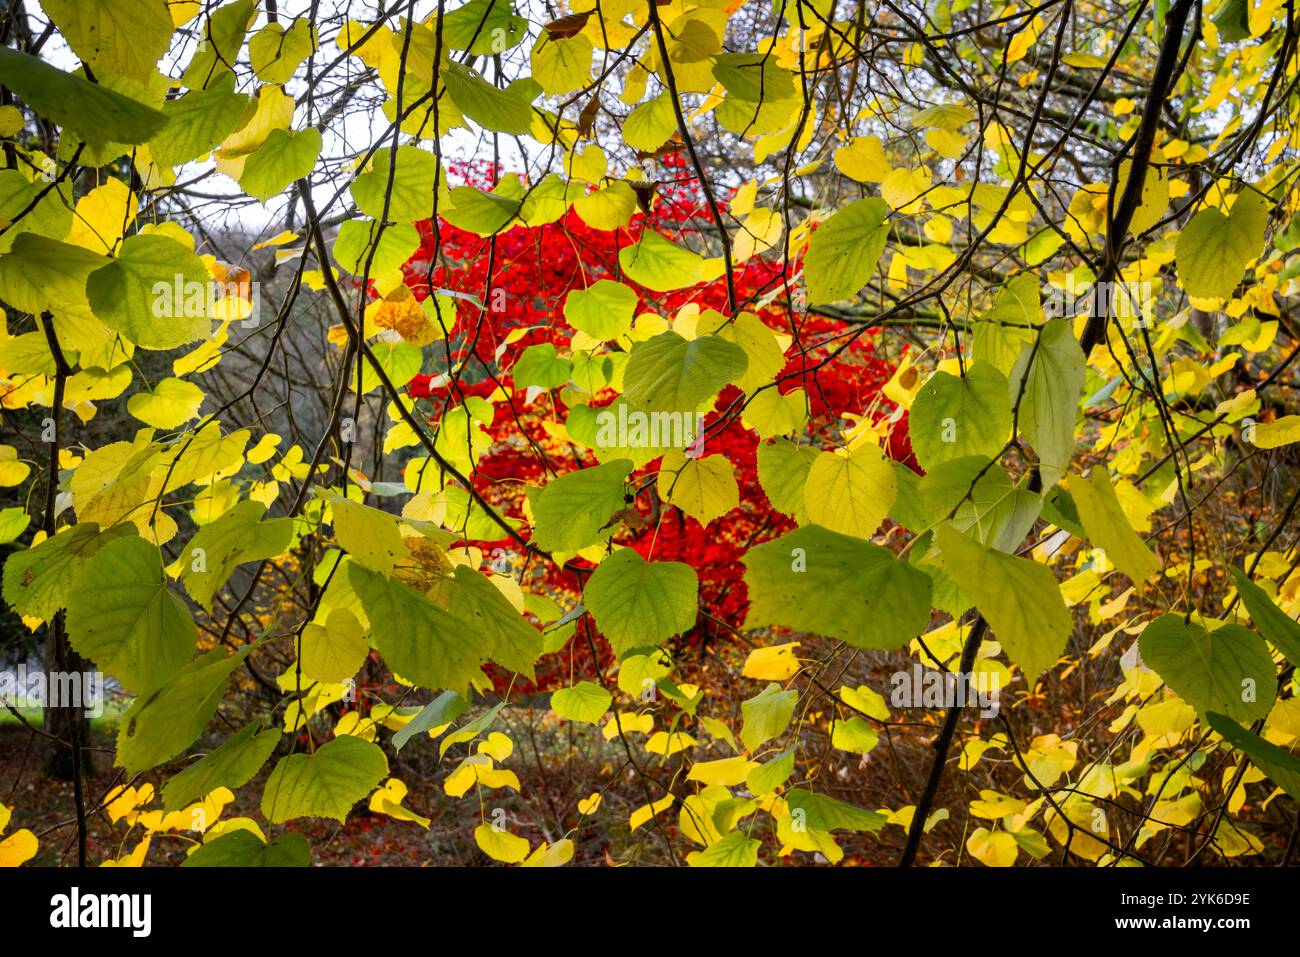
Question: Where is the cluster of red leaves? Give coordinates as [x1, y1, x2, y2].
[389, 159, 910, 682]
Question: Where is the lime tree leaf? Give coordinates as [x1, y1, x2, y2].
[583, 548, 698, 656]
[740, 682, 797, 752]
[657, 450, 739, 526]
[1069, 470, 1160, 583]
[249, 19, 316, 84]
[127, 377, 204, 429]
[712, 52, 795, 101]
[747, 750, 795, 795]
[240, 127, 322, 202]
[803, 198, 890, 304]
[350, 145, 439, 222]
[1231, 567, 1300, 667]
[1009, 319, 1085, 486]
[551, 680, 612, 724]
[0, 47, 166, 145]
[934, 524, 1072, 679]
[916, 457, 1041, 553]
[1206, 712, 1300, 800]
[116, 645, 253, 775]
[1176, 190, 1269, 300]
[909, 362, 1013, 471]
[333, 220, 419, 276]
[86, 233, 212, 349]
[742, 525, 932, 649]
[65, 534, 197, 693]
[260, 735, 388, 824]
[300, 608, 369, 683]
[619, 229, 712, 292]
[2, 522, 131, 620]
[392, 691, 467, 751]
[687, 830, 761, 867]
[443, 0, 527, 53]
[151, 78, 249, 168]
[756, 438, 818, 519]
[529, 459, 632, 552]
[623, 94, 677, 153]
[442, 63, 534, 135]
[0, 233, 107, 323]
[327, 495, 406, 574]
[182, 0, 256, 90]
[622, 332, 747, 413]
[1138, 615, 1275, 723]
[349, 563, 489, 691]
[564, 280, 637, 339]
[444, 565, 542, 678]
[183, 830, 310, 867]
[802, 444, 897, 539]
[513, 342, 572, 389]
[785, 789, 886, 831]
[41, 0, 174, 82]
[181, 500, 295, 611]
[162, 722, 282, 813]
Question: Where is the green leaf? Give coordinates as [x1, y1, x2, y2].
[803, 198, 890, 304]
[712, 53, 795, 101]
[328, 495, 406, 574]
[619, 229, 713, 292]
[755, 438, 818, 519]
[181, 500, 295, 612]
[260, 735, 388, 824]
[442, 63, 534, 135]
[163, 722, 282, 813]
[583, 548, 698, 656]
[65, 534, 197, 693]
[622, 332, 747, 413]
[909, 362, 1013, 471]
[150, 78, 249, 168]
[742, 525, 932, 649]
[86, 234, 212, 349]
[1138, 615, 1275, 723]
[443, 184, 521, 235]
[240, 127, 322, 202]
[300, 608, 369, 684]
[529, 459, 632, 552]
[1069, 470, 1160, 583]
[1009, 319, 1085, 486]
[350, 145, 439, 222]
[513, 342, 572, 389]
[183, 830, 310, 867]
[0, 233, 107, 324]
[445, 565, 542, 678]
[349, 563, 489, 692]
[1206, 712, 1300, 800]
[392, 691, 467, 751]
[551, 680, 612, 724]
[249, 19, 316, 84]
[740, 682, 797, 752]
[917, 456, 1041, 553]
[933, 524, 1072, 679]
[746, 749, 795, 795]
[0, 46, 167, 145]
[1176, 190, 1269, 300]
[116, 646, 253, 775]
[182, 0, 256, 90]
[2, 522, 131, 621]
[622, 94, 678, 153]
[784, 788, 886, 832]
[333, 220, 420, 276]
[687, 830, 760, 867]
[802, 444, 897, 539]
[1231, 567, 1300, 667]
[442, 0, 527, 54]
[564, 280, 637, 340]
[41, 0, 174, 81]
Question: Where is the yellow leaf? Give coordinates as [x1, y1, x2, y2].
[834, 136, 891, 183]
[966, 827, 1019, 866]
[578, 792, 602, 815]
[742, 641, 802, 680]
[67, 179, 137, 255]
[802, 444, 896, 539]
[522, 838, 575, 866]
[0, 828, 37, 867]
[474, 823, 530, 863]
[658, 450, 739, 526]
[629, 794, 675, 831]
[1253, 415, 1300, 449]
[686, 755, 757, 787]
